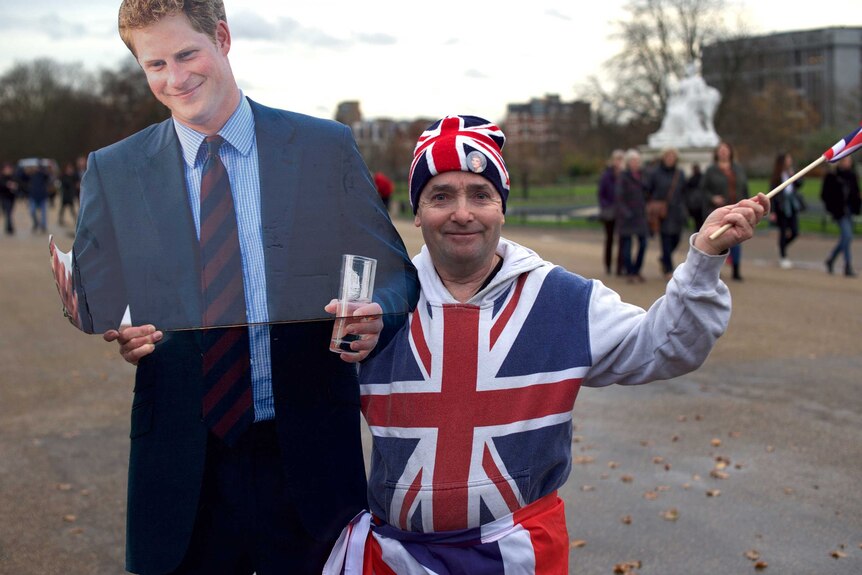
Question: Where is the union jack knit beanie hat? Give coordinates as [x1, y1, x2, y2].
[408, 115, 510, 214]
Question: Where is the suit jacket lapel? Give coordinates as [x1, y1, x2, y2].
[251, 100, 301, 322]
[138, 120, 203, 329]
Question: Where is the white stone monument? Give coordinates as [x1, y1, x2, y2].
[642, 62, 721, 175]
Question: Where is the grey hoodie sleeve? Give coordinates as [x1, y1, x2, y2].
[582, 235, 731, 387]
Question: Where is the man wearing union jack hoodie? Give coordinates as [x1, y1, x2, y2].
[324, 115, 770, 574]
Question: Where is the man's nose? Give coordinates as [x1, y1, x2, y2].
[450, 196, 474, 222]
[166, 63, 188, 89]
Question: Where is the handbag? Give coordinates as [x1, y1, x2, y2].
[647, 170, 680, 234]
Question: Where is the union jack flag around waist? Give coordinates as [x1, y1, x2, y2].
[360, 267, 594, 533]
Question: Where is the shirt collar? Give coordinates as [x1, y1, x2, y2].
[174, 92, 256, 167]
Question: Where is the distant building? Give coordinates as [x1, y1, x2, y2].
[502, 94, 591, 183]
[334, 101, 434, 186]
[702, 27, 862, 129]
[335, 101, 363, 128]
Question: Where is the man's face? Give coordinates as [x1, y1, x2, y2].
[414, 171, 504, 275]
[132, 13, 238, 135]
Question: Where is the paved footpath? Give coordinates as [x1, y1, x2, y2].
[1, 201, 860, 574]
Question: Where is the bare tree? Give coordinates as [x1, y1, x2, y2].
[582, 0, 734, 125]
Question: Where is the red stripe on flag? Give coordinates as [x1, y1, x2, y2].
[490, 273, 527, 349]
[410, 311, 432, 375]
[482, 444, 521, 513]
[398, 468, 423, 530]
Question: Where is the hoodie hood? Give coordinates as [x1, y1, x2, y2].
[413, 237, 551, 307]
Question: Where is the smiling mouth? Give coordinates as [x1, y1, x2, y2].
[170, 82, 204, 98]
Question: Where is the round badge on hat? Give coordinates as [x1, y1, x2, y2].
[467, 151, 487, 173]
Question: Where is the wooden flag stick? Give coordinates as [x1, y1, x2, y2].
[708, 155, 826, 241]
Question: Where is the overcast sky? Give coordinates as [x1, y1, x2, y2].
[1, 0, 859, 123]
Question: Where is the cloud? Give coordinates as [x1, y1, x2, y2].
[354, 32, 397, 46]
[545, 9, 571, 21]
[465, 69, 488, 79]
[230, 11, 349, 49]
[0, 14, 90, 39]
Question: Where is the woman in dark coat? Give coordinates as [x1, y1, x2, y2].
[645, 147, 688, 278]
[700, 141, 749, 281]
[615, 148, 649, 283]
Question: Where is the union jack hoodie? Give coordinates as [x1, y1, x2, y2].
[360, 236, 731, 534]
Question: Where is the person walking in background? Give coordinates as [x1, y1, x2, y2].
[597, 149, 624, 275]
[685, 162, 704, 230]
[770, 152, 804, 269]
[821, 156, 860, 278]
[616, 148, 649, 283]
[701, 140, 749, 281]
[58, 161, 79, 226]
[18, 161, 51, 234]
[645, 147, 689, 279]
[1, 162, 18, 235]
[373, 170, 394, 211]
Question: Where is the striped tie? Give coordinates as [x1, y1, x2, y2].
[199, 135, 253, 446]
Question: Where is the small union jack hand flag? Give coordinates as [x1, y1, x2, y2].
[823, 122, 862, 163]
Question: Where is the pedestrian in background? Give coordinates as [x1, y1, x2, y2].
[18, 161, 51, 234]
[821, 156, 860, 278]
[373, 170, 394, 211]
[770, 152, 804, 269]
[1, 162, 18, 235]
[645, 147, 688, 279]
[685, 162, 704, 230]
[597, 149, 624, 275]
[615, 148, 649, 283]
[701, 141, 749, 281]
[58, 161, 79, 226]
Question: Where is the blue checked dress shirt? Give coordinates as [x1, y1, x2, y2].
[174, 94, 275, 421]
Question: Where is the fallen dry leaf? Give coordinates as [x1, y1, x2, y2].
[729, 431, 741, 438]
[656, 485, 671, 492]
[569, 539, 587, 549]
[572, 435, 584, 443]
[56, 483, 73, 491]
[621, 515, 632, 525]
[671, 434, 680, 442]
[643, 491, 658, 501]
[783, 487, 795, 495]
[754, 560, 768, 570]
[677, 415, 688, 422]
[652, 456, 665, 464]
[660, 508, 679, 521]
[830, 550, 847, 559]
[581, 485, 595, 492]
[608, 461, 619, 469]
[710, 470, 730, 480]
[711, 438, 722, 447]
[613, 560, 642, 574]
[706, 489, 721, 497]
[68, 527, 84, 535]
[621, 475, 634, 483]
[766, 445, 775, 453]
[573, 455, 594, 465]
[744, 549, 761, 561]
[63, 514, 77, 523]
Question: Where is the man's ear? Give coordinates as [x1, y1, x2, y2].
[215, 20, 231, 54]
[414, 213, 421, 227]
